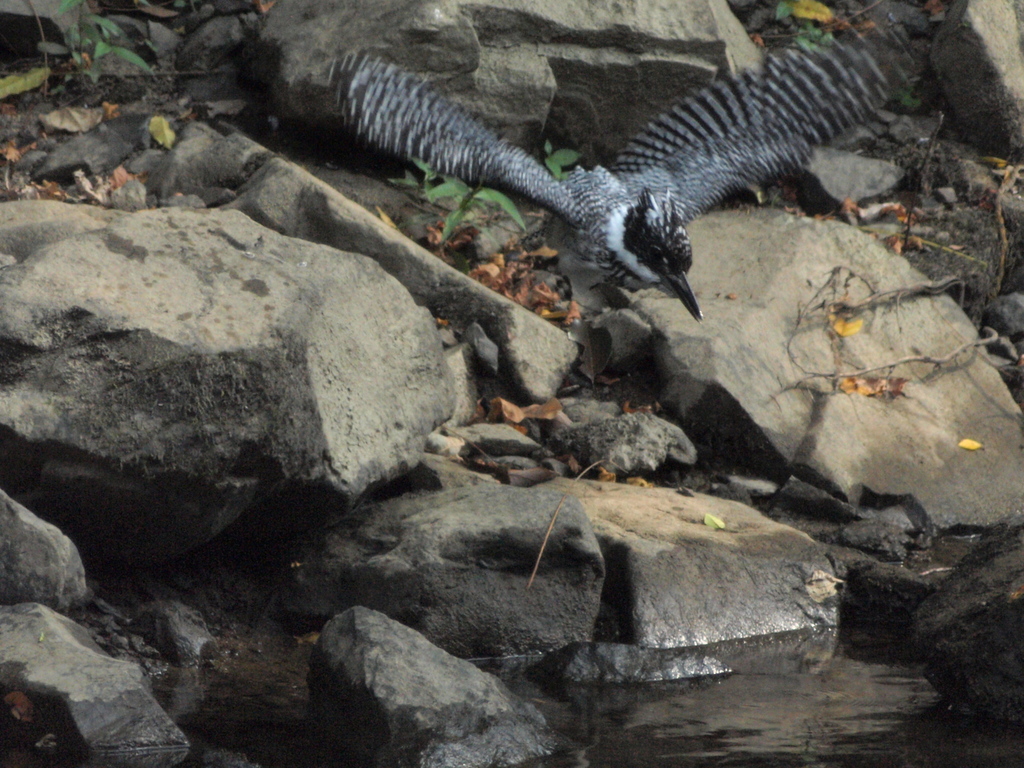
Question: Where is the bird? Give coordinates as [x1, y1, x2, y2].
[330, 42, 890, 322]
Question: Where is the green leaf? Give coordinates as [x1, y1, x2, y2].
[90, 14, 125, 38]
[38, 41, 69, 55]
[473, 188, 526, 230]
[425, 178, 470, 202]
[704, 513, 726, 530]
[548, 148, 580, 167]
[0, 67, 51, 99]
[111, 45, 152, 72]
[545, 157, 565, 180]
[440, 208, 467, 242]
[411, 158, 436, 181]
[149, 114, 176, 148]
[389, 170, 421, 188]
[775, 0, 793, 19]
[57, 0, 85, 13]
[93, 39, 113, 58]
[544, 139, 553, 155]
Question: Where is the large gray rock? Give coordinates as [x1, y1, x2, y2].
[634, 209, 1024, 529]
[0, 487, 88, 611]
[914, 522, 1024, 722]
[550, 478, 838, 647]
[0, 603, 189, 755]
[309, 606, 565, 767]
[932, 0, 1024, 157]
[0, 200, 111, 261]
[282, 484, 604, 656]
[230, 157, 577, 402]
[250, 0, 760, 161]
[0, 203, 452, 562]
[547, 411, 697, 473]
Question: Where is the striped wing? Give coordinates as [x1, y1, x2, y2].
[332, 54, 581, 226]
[612, 41, 890, 221]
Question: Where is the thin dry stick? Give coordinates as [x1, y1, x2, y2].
[991, 164, 1021, 299]
[903, 112, 944, 251]
[526, 459, 619, 590]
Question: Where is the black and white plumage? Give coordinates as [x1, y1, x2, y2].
[331, 44, 889, 322]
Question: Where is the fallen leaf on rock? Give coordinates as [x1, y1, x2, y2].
[958, 438, 983, 450]
[488, 396, 563, 425]
[376, 207, 397, 228]
[626, 477, 652, 487]
[41, 106, 104, 133]
[785, 0, 833, 21]
[149, 115, 176, 149]
[102, 101, 120, 120]
[0, 67, 50, 99]
[805, 569, 844, 603]
[922, 0, 944, 14]
[507, 467, 557, 487]
[831, 315, 863, 337]
[109, 165, 138, 191]
[525, 245, 558, 258]
[839, 376, 908, 398]
[1008, 584, 1024, 602]
[596, 467, 616, 482]
[294, 632, 320, 645]
[704, 513, 726, 530]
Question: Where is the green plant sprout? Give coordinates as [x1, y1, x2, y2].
[392, 158, 525, 243]
[775, 0, 835, 52]
[544, 140, 580, 180]
[53, 0, 153, 80]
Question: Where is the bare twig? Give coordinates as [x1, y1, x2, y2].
[903, 112, 944, 251]
[991, 164, 1021, 299]
[526, 494, 568, 590]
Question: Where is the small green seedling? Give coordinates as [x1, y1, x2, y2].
[54, 0, 153, 81]
[544, 140, 581, 180]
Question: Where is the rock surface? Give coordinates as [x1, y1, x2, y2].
[282, 484, 604, 656]
[251, 0, 760, 161]
[0, 603, 189, 755]
[308, 606, 565, 767]
[550, 478, 838, 647]
[0, 487, 88, 611]
[547, 411, 697, 473]
[0, 204, 452, 562]
[532, 641, 729, 685]
[635, 209, 1024, 529]
[230, 157, 577, 401]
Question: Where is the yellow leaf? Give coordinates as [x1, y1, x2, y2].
[704, 513, 726, 529]
[148, 115, 176, 149]
[832, 316, 863, 337]
[376, 206, 397, 228]
[626, 477, 652, 487]
[788, 0, 833, 21]
[0, 67, 50, 100]
[596, 467, 617, 483]
[980, 156, 1008, 169]
[958, 438, 983, 451]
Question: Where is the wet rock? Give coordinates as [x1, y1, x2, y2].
[230, 158, 577, 401]
[532, 641, 729, 685]
[831, 550, 936, 628]
[636, 210, 1024, 528]
[770, 477, 862, 524]
[0, 487, 88, 611]
[836, 518, 914, 561]
[148, 122, 272, 202]
[250, 0, 759, 161]
[549, 478, 838, 647]
[0, 603, 189, 755]
[0, 200, 109, 261]
[589, 308, 653, 371]
[0, 205, 452, 563]
[915, 522, 1024, 721]
[799, 148, 905, 214]
[134, 600, 217, 665]
[932, 0, 1024, 156]
[454, 423, 543, 458]
[281, 485, 604, 657]
[547, 411, 697, 473]
[308, 606, 566, 767]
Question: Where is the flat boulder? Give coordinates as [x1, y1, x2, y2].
[550, 478, 838, 647]
[635, 210, 1024, 529]
[0, 203, 453, 562]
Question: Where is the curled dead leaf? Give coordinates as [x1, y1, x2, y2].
[839, 376, 908, 398]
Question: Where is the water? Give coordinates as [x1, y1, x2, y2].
[153, 630, 1024, 768]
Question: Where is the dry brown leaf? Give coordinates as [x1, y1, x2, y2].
[525, 245, 558, 258]
[839, 376, 908, 398]
[922, 0, 944, 15]
[109, 165, 136, 191]
[41, 106, 104, 133]
[4, 691, 33, 723]
[519, 398, 563, 421]
[626, 477, 652, 487]
[102, 101, 120, 120]
[488, 397, 525, 424]
[596, 467, 617, 482]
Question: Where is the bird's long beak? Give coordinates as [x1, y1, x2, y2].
[663, 271, 703, 323]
